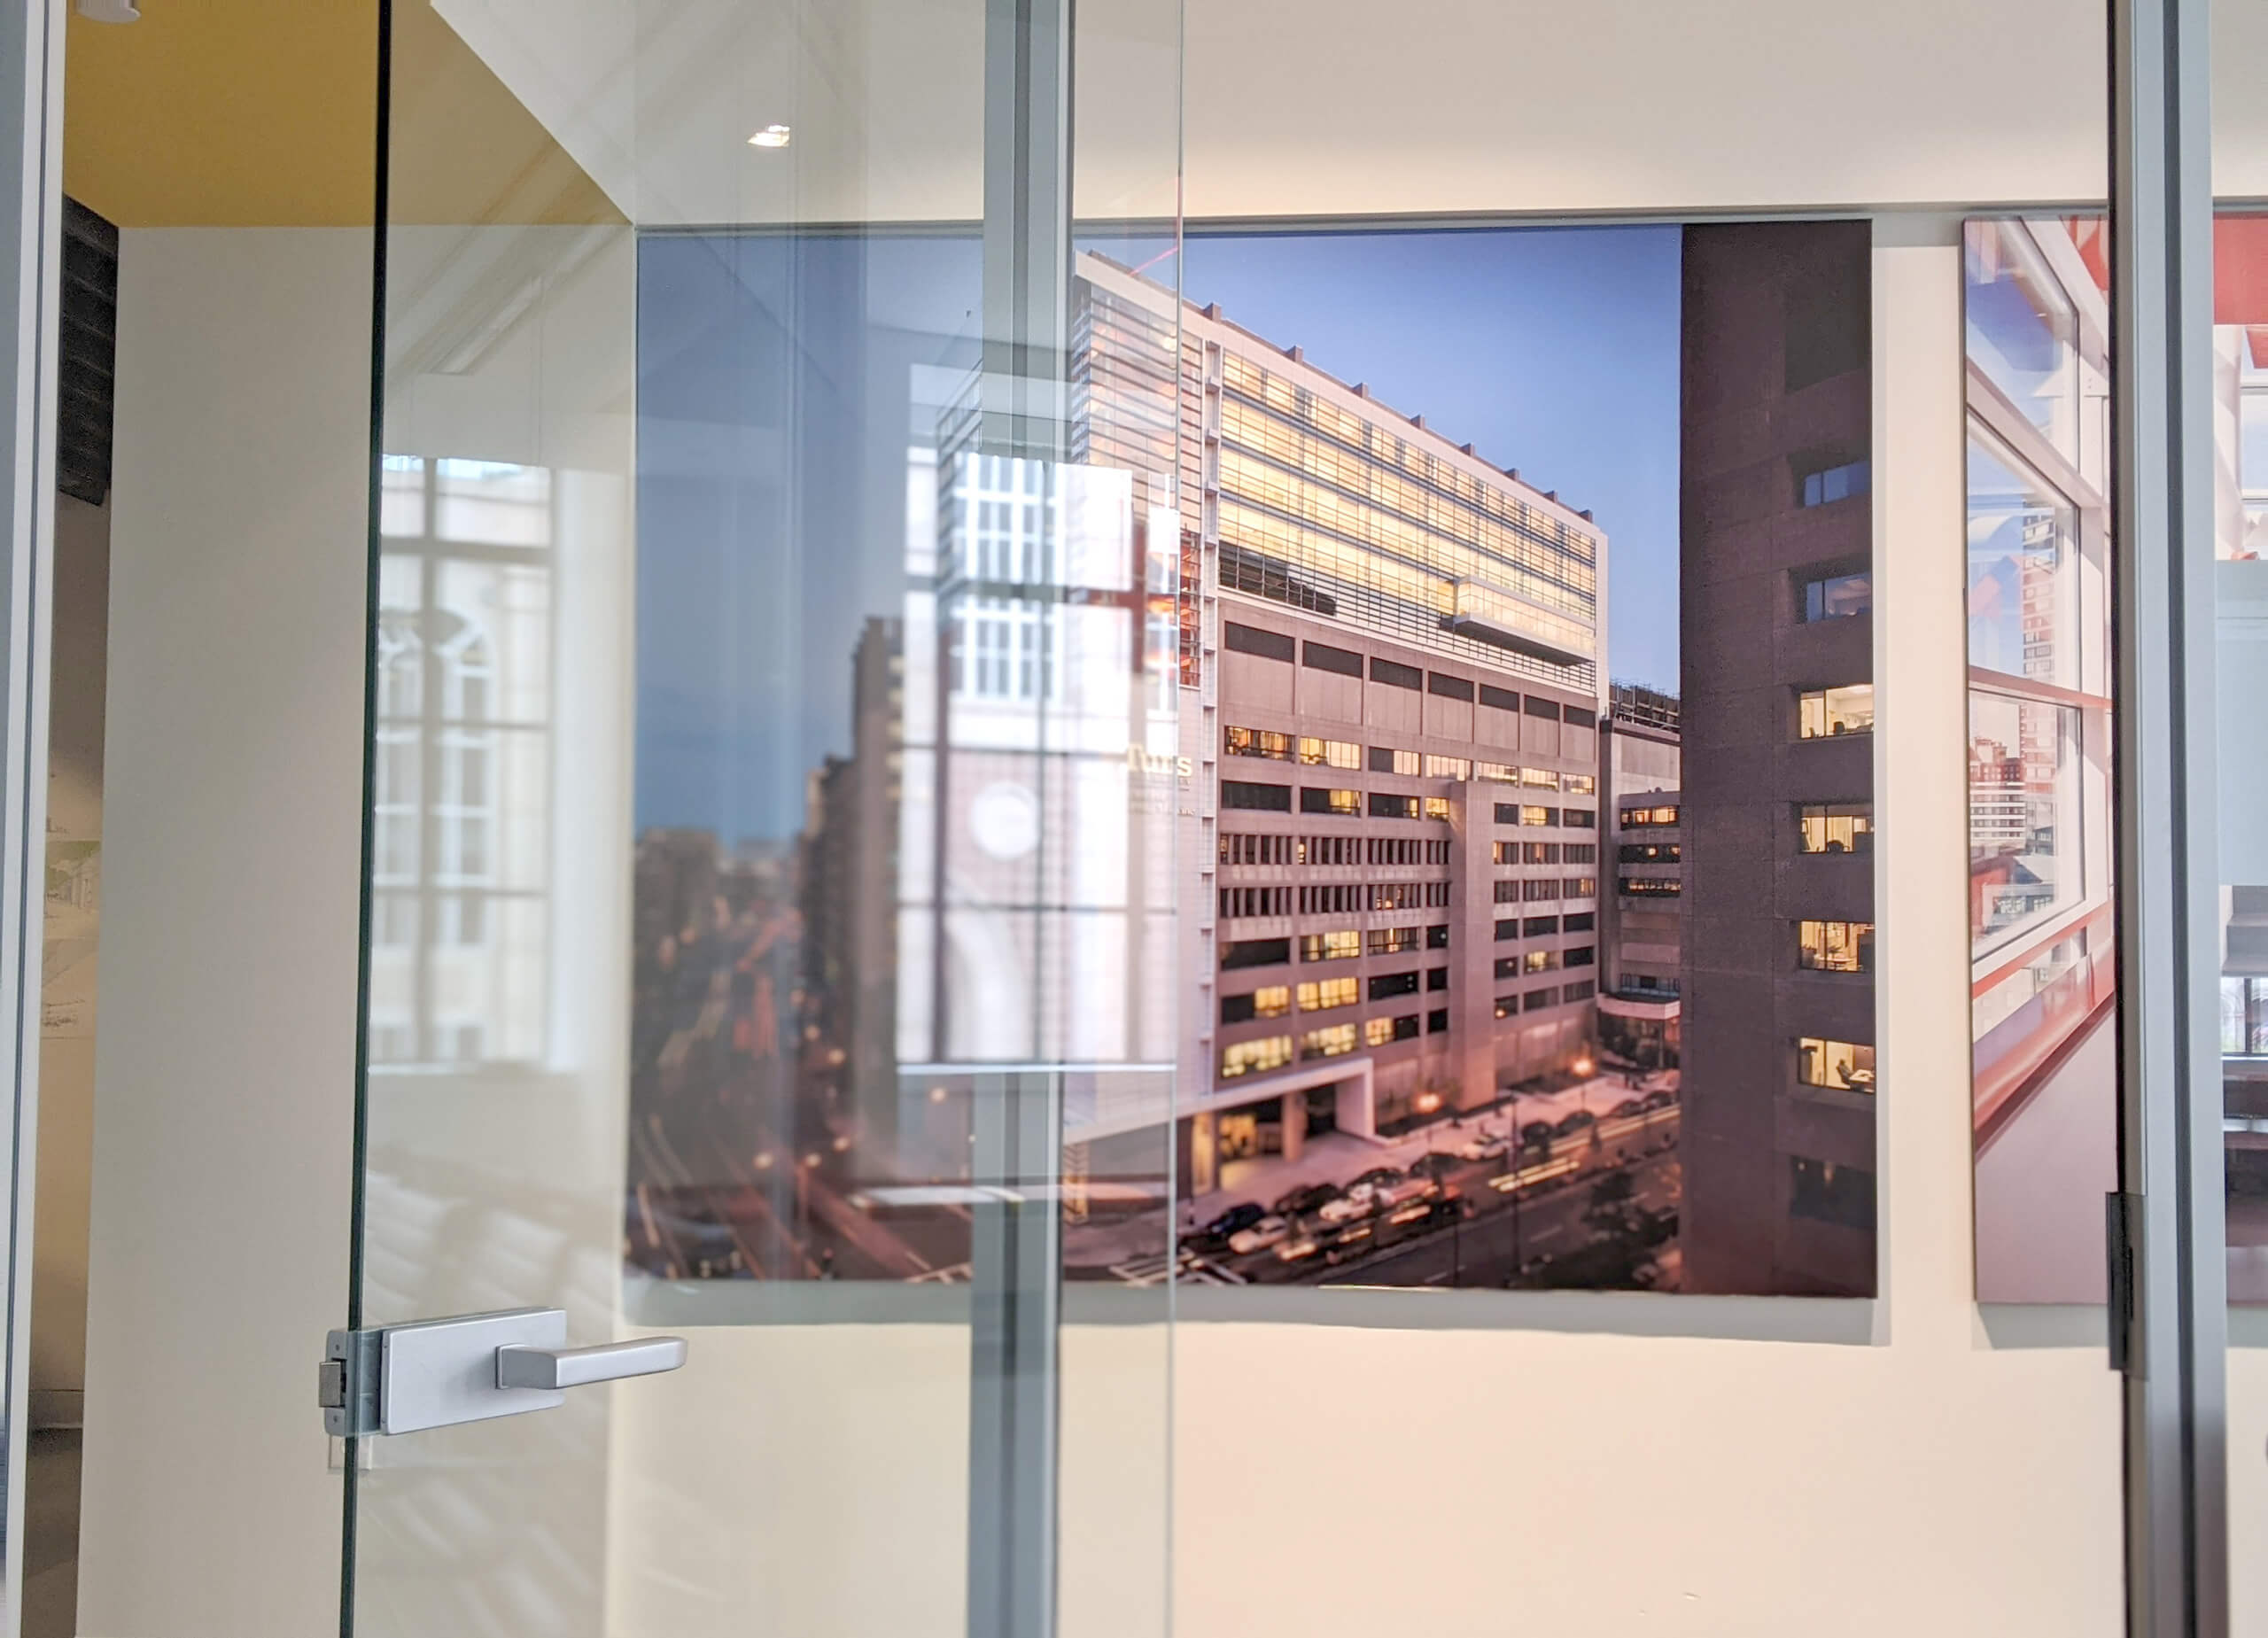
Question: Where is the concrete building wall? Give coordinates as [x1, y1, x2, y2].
[1679, 221, 1877, 1297]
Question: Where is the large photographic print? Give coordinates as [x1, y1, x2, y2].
[625, 221, 1876, 1298]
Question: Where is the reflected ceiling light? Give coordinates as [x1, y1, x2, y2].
[748, 125, 792, 149]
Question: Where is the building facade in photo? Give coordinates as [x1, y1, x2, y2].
[1070, 256, 1610, 1197]
[1598, 683, 1683, 1070]
[1678, 221, 1878, 1297]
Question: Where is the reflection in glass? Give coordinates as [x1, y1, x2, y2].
[1802, 570, 1871, 622]
[369, 455, 553, 1070]
[1964, 217, 2080, 454]
[1967, 692, 2080, 953]
[1967, 432, 2078, 688]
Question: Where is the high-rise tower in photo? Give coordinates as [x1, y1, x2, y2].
[1678, 221, 1877, 1296]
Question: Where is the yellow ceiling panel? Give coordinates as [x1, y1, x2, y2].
[64, 0, 619, 227]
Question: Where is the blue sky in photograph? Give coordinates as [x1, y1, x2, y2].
[635, 227, 1682, 843]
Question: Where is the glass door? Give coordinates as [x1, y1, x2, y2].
[339, 2, 1182, 1633]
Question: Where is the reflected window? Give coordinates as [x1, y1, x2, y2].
[369, 456, 554, 1069]
[1964, 219, 2083, 457]
[1969, 693, 2083, 951]
[1801, 570, 1872, 621]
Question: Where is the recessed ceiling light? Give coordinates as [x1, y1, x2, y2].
[748, 125, 792, 149]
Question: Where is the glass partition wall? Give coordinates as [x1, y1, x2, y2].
[344, 1, 1181, 1634]
[43, 0, 2268, 1633]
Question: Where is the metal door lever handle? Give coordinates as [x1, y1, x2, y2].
[496, 1335, 687, 1390]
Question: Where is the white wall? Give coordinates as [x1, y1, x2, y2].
[79, 228, 369, 1637]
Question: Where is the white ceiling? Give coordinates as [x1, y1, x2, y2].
[436, 0, 2268, 227]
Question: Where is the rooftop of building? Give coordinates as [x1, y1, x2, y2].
[1077, 250, 1604, 546]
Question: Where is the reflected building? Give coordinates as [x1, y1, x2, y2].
[1678, 221, 1878, 1296]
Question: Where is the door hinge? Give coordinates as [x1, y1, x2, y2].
[2106, 1191, 2142, 1377]
[319, 1327, 382, 1438]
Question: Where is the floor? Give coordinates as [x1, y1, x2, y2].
[1973, 1012, 2117, 1303]
[21, 1429, 79, 1638]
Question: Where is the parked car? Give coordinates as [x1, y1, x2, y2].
[1608, 1097, 1645, 1120]
[1638, 1088, 1676, 1112]
[1382, 1195, 1436, 1229]
[1275, 1181, 1342, 1217]
[1552, 1109, 1597, 1138]
[1275, 1230, 1324, 1264]
[1379, 1172, 1441, 1207]
[1318, 1186, 1379, 1224]
[1406, 1150, 1460, 1179]
[1323, 1219, 1377, 1262]
[1228, 1215, 1291, 1255]
[1348, 1166, 1402, 1192]
[1520, 1120, 1557, 1149]
[1456, 1132, 1511, 1162]
[1200, 1201, 1266, 1243]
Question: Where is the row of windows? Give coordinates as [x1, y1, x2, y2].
[1224, 723, 1515, 777]
[1228, 920, 1472, 971]
[1620, 803, 1679, 827]
[1216, 354, 1598, 566]
[1490, 877, 1597, 903]
[1225, 970, 1458, 1024]
[1487, 912, 1596, 941]
[1494, 979, 1596, 1016]
[1219, 886, 1292, 920]
[1495, 803, 1598, 828]
[1481, 765, 1592, 794]
[1292, 881, 1451, 913]
[1494, 945, 1597, 978]
[1620, 876, 1682, 898]
[1221, 833, 1296, 866]
[1491, 841, 1599, 866]
[1599, 807, 1869, 859]
[1214, 391, 1598, 618]
[1227, 625, 1596, 726]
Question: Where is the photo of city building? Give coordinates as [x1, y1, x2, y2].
[622, 221, 1875, 1295]
[1962, 216, 2120, 1303]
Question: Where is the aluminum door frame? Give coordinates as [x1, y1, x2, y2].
[0, 0, 61, 1634]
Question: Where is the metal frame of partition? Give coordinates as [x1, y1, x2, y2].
[0, 0, 58, 1633]
[2110, 0, 2230, 1633]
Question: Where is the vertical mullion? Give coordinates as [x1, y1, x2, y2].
[2111, 0, 2227, 1631]
[967, 0, 1072, 1634]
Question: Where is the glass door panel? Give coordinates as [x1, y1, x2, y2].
[346, 3, 1180, 1634]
